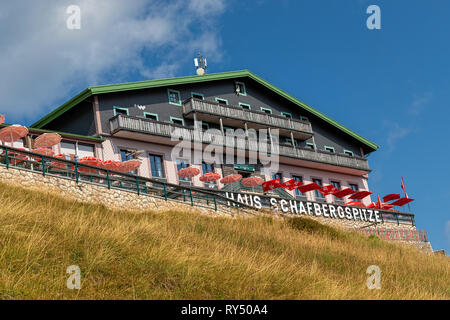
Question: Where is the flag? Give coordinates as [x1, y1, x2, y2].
[281, 179, 303, 191]
[401, 177, 408, 198]
[262, 178, 282, 192]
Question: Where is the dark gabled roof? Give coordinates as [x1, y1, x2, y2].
[0, 124, 105, 143]
[31, 70, 378, 152]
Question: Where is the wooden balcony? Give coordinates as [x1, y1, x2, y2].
[183, 98, 313, 140]
[109, 114, 369, 173]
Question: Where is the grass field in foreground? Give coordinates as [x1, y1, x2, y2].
[0, 181, 448, 299]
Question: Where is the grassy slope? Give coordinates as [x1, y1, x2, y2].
[0, 181, 448, 300]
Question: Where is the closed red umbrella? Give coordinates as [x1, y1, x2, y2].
[0, 125, 28, 145]
[79, 156, 102, 173]
[199, 172, 221, 182]
[101, 160, 123, 172]
[241, 176, 264, 187]
[0, 115, 4, 125]
[178, 167, 200, 178]
[391, 197, 414, 207]
[32, 147, 54, 162]
[345, 201, 366, 208]
[34, 133, 62, 148]
[1, 148, 28, 165]
[120, 159, 141, 173]
[220, 174, 242, 184]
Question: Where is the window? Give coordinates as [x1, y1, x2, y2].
[281, 112, 292, 119]
[313, 178, 323, 200]
[149, 154, 165, 179]
[272, 173, 282, 181]
[60, 140, 95, 159]
[191, 92, 204, 100]
[177, 160, 190, 181]
[330, 181, 341, 201]
[349, 183, 359, 202]
[215, 98, 228, 105]
[120, 149, 134, 162]
[306, 142, 315, 150]
[113, 106, 128, 116]
[239, 103, 251, 110]
[201, 122, 209, 131]
[202, 162, 216, 187]
[292, 175, 304, 197]
[144, 113, 158, 121]
[300, 116, 309, 122]
[324, 146, 335, 153]
[344, 150, 354, 157]
[167, 89, 181, 106]
[260, 107, 272, 114]
[285, 138, 297, 146]
[235, 82, 246, 96]
[170, 117, 184, 126]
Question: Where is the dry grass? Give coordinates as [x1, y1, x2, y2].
[0, 181, 448, 300]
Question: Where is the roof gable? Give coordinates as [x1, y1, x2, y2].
[31, 70, 378, 152]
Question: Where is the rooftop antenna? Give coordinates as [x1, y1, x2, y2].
[194, 52, 207, 76]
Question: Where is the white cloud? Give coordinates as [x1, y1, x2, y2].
[0, 0, 226, 123]
[383, 121, 411, 152]
[410, 92, 432, 116]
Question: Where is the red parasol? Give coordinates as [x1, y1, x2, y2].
[120, 159, 141, 173]
[262, 178, 282, 192]
[345, 201, 366, 208]
[383, 194, 400, 202]
[391, 197, 414, 207]
[78, 156, 102, 173]
[34, 133, 62, 148]
[333, 188, 356, 199]
[199, 172, 221, 182]
[381, 203, 395, 210]
[281, 179, 303, 191]
[0, 125, 28, 145]
[178, 167, 200, 178]
[220, 174, 242, 184]
[0, 115, 4, 125]
[241, 176, 264, 187]
[319, 184, 339, 196]
[349, 191, 372, 200]
[297, 182, 321, 193]
[367, 202, 376, 209]
[101, 160, 123, 172]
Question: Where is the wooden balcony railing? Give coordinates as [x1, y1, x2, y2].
[110, 114, 369, 171]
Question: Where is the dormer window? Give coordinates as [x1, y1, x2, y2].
[235, 82, 246, 96]
[215, 98, 228, 105]
[324, 146, 335, 153]
[167, 89, 181, 106]
[281, 112, 292, 119]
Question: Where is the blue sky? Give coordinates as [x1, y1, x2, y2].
[1, 0, 449, 251]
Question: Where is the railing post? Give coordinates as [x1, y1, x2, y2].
[75, 162, 79, 183]
[41, 157, 46, 177]
[396, 214, 399, 226]
[106, 170, 111, 189]
[189, 189, 193, 206]
[136, 177, 140, 195]
[213, 196, 217, 211]
[163, 183, 167, 201]
[4, 147, 9, 169]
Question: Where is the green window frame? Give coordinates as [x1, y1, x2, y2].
[170, 117, 185, 126]
[324, 146, 335, 153]
[201, 122, 209, 130]
[235, 81, 247, 96]
[281, 111, 292, 118]
[215, 97, 228, 105]
[191, 92, 204, 100]
[300, 116, 309, 122]
[239, 102, 251, 110]
[167, 89, 182, 106]
[260, 107, 272, 114]
[113, 106, 129, 116]
[306, 142, 315, 150]
[344, 149, 354, 156]
[144, 112, 159, 121]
